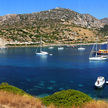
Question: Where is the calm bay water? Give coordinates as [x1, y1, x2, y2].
[0, 45, 108, 99]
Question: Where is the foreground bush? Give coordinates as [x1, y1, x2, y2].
[0, 83, 28, 95]
[42, 89, 92, 107]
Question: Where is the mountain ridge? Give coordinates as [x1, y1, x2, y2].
[0, 7, 104, 28]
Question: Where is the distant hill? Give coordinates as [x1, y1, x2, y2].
[0, 8, 107, 45]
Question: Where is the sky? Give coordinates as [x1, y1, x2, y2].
[0, 0, 108, 19]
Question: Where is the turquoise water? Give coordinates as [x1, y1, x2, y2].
[0, 45, 108, 99]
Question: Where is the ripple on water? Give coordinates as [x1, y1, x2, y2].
[34, 85, 42, 88]
[37, 93, 49, 97]
[50, 80, 56, 83]
[26, 78, 31, 82]
[78, 84, 84, 87]
[59, 88, 64, 90]
[47, 86, 53, 90]
[39, 81, 45, 86]
[70, 81, 74, 83]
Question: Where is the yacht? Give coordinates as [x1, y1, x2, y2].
[95, 76, 105, 88]
[89, 37, 107, 60]
[97, 39, 108, 55]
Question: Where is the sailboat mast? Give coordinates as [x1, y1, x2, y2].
[107, 39, 108, 51]
[106, 39, 108, 58]
[40, 37, 42, 52]
[96, 37, 98, 57]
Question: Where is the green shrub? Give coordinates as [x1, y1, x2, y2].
[0, 83, 28, 96]
[42, 89, 92, 107]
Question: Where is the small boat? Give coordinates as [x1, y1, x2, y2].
[58, 47, 64, 50]
[49, 54, 53, 56]
[97, 39, 108, 55]
[78, 39, 85, 51]
[36, 51, 48, 55]
[89, 37, 107, 61]
[36, 37, 48, 55]
[97, 49, 108, 55]
[95, 76, 105, 88]
[48, 47, 54, 49]
[78, 47, 85, 51]
[106, 81, 108, 84]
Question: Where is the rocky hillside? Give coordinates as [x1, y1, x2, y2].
[0, 8, 106, 45]
[0, 8, 104, 28]
[101, 18, 108, 24]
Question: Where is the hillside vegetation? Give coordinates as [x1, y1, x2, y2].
[42, 89, 92, 107]
[0, 8, 107, 45]
[100, 25, 108, 36]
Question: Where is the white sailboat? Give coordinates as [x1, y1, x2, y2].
[36, 37, 48, 55]
[78, 39, 85, 51]
[89, 37, 107, 60]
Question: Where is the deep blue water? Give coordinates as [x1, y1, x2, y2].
[0, 45, 108, 99]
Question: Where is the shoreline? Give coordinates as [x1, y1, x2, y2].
[5, 41, 107, 48]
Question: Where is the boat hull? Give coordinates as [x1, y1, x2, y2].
[78, 47, 85, 51]
[89, 57, 107, 61]
[58, 47, 64, 50]
[95, 76, 105, 88]
[95, 81, 105, 88]
[36, 51, 48, 55]
[49, 47, 54, 49]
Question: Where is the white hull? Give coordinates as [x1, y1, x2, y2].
[89, 56, 107, 61]
[49, 47, 54, 49]
[58, 47, 64, 50]
[95, 80, 105, 88]
[106, 81, 108, 84]
[78, 47, 85, 51]
[95, 76, 105, 88]
[36, 51, 48, 55]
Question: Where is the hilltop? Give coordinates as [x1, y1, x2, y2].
[0, 8, 107, 46]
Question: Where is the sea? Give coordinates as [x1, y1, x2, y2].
[0, 45, 108, 99]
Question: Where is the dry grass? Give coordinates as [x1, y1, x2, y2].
[82, 100, 108, 108]
[47, 100, 108, 108]
[0, 91, 44, 108]
[0, 91, 108, 108]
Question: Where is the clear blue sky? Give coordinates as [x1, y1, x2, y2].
[0, 0, 108, 19]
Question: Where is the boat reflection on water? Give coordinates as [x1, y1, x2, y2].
[0, 46, 7, 54]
